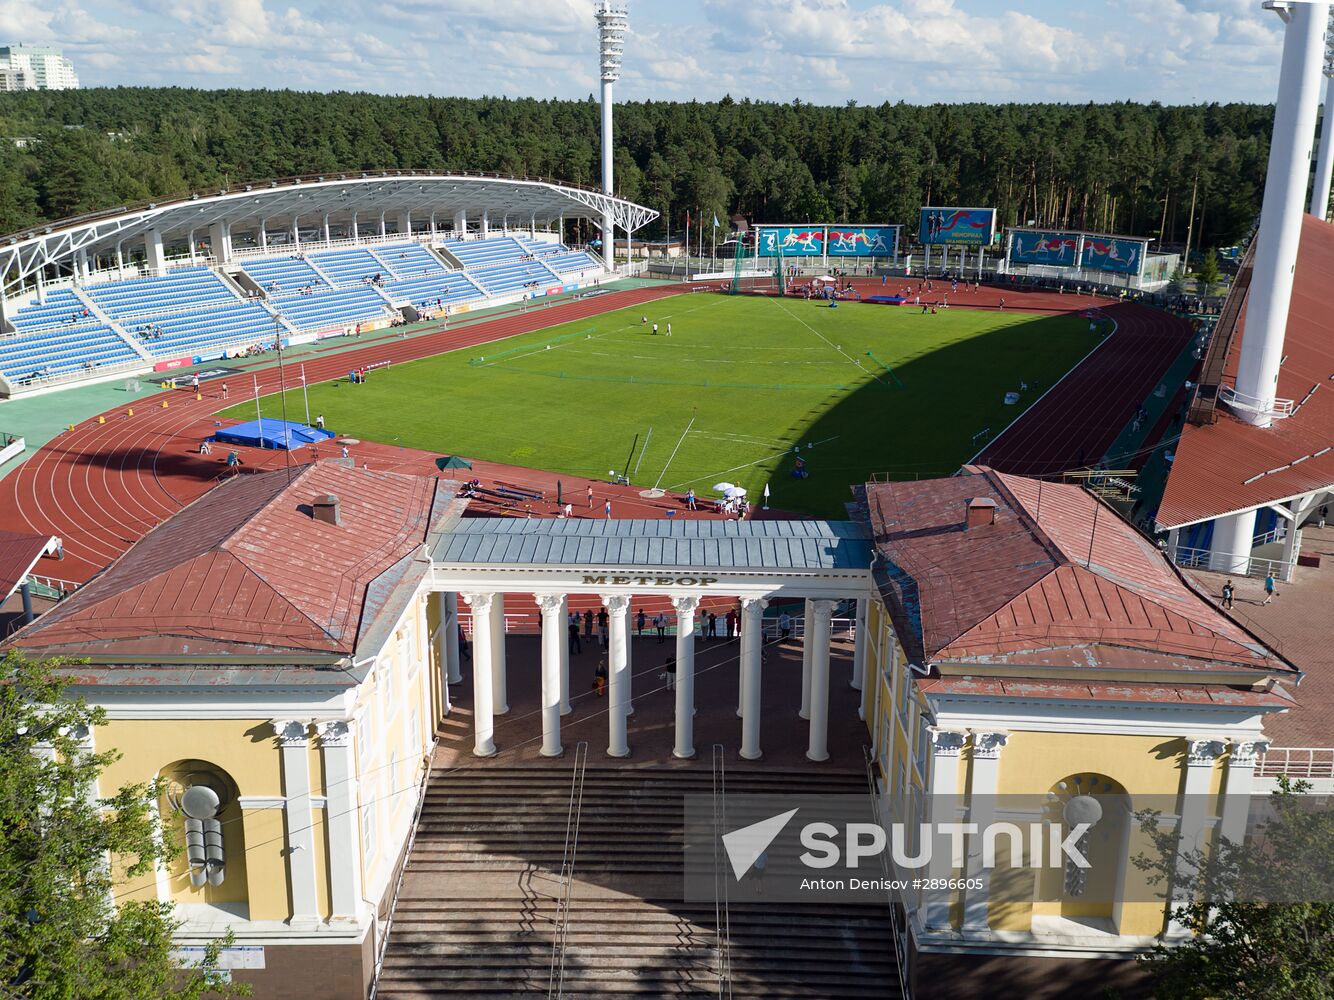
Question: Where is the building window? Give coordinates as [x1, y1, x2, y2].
[361, 799, 376, 863]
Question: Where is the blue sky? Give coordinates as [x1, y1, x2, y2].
[10, 0, 1285, 104]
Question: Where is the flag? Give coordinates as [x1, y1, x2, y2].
[686, 210, 690, 228]
[712, 213, 720, 228]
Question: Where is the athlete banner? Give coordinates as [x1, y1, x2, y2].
[918, 207, 996, 246]
[1081, 236, 1146, 275]
[756, 226, 826, 257]
[1009, 230, 1080, 268]
[825, 226, 899, 257]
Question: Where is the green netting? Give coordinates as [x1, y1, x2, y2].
[865, 350, 906, 389]
[468, 327, 597, 366]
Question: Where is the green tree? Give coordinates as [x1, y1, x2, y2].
[0, 650, 246, 1000]
[1196, 248, 1222, 290]
[1133, 779, 1334, 999]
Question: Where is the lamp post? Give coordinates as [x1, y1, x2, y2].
[595, 2, 628, 268]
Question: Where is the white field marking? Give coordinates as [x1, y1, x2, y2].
[769, 296, 890, 387]
[666, 433, 844, 492]
[652, 413, 698, 491]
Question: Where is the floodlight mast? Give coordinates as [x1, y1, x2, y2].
[1309, 6, 1334, 218]
[596, 1, 628, 269]
[1232, 1, 1329, 427]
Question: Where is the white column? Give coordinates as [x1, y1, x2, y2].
[961, 732, 1009, 932]
[444, 592, 461, 684]
[603, 595, 631, 757]
[322, 214, 331, 245]
[317, 721, 364, 923]
[851, 598, 868, 691]
[351, 213, 359, 241]
[144, 229, 166, 274]
[672, 595, 701, 759]
[1313, 59, 1334, 217]
[1236, 1, 1330, 426]
[799, 598, 814, 719]
[924, 729, 968, 929]
[559, 595, 572, 716]
[537, 595, 565, 757]
[271, 719, 319, 924]
[1208, 509, 1257, 574]
[806, 599, 836, 762]
[739, 597, 768, 761]
[208, 221, 232, 264]
[453, 209, 467, 235]
[461, 593, 496, 757]
[1218, 739, 1267, 845]
[600, 77, 616, 262]
[1170, 739, 1227, 935]
[623, 601, 635, 717]
[490, 593, 508, 714]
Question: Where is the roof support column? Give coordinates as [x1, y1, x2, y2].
[537, 595, 565, 757]
[351, 212, 359, 242]
[481, 210, 489, 239]
[672, 595, 701, 759]
[75, 247, 90, 282]
[461, 592, 497, 756]
[799, 598, 814, 720]
[271, 720, 320, 925]
[1207, 508, 1257, 575]
[316, 721, 364, 923]
[739, 597, 768, 760]
[429, 212, 437, 238]
[114, 241, 125, 278]
[490, 592, 508, 715]
[322, 214, 331, 246]
[259, 219, 268, 251]
[453, 210, 466, 236]
[378, 212, 386, 239]
[208, 222, 232, 265]
[291, 216, 300, 249]
[602, 594, 631, 757]
[144, 229, 166, 275]
[396, 210, 411, 237]
[1218, 739, 1267, 846]
[805, 599, 836, 762]
[530, 214, 536, 238]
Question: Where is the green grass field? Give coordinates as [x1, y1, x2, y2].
[228, 294, 1100, 517]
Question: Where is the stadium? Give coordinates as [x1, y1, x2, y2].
[1, 4, 1331, 1000]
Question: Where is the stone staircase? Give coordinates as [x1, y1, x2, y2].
[375, 764, 901, 999]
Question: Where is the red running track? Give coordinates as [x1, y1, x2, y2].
[976, 300, 1194, 476]
[0, 283, 691, 585]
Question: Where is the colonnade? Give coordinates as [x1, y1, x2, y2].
[444, 590, 866, 762]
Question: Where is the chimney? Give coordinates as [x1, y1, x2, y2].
[965, 497, 997, 530]
[312, 494, 341, 527]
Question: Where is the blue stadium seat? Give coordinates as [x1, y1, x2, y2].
[0, 324, 138, 382]
[84, 266, 236, 319]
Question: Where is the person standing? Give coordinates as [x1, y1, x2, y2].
[662, 654, 677, 691]
[587, 485, 594, 509]
[707, 612, 718, 639]
[725, 609, 737, 640]
[568, 615, 582, 654]
[636, 608, 647, 637]
[597, 606, 610, 648]
[604, 499, 612, 519]
[666, 323, 672, 336]
[315, 414, 325, 430]
[583, 608, 594, 641]
[779, 611, 792, 641]
[1320, 505, 1328, 529]
[1263, 573, 1277, 605]
[686, 489, 697, 511]
[654, 612, 666, 644]
[1220, 580, 1234, 610]
[652, 322, 659, 335]
[219, 382, 229, 399]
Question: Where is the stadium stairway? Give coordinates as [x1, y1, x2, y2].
[376, 766, 900, 999]
[68, 287, 153, 361]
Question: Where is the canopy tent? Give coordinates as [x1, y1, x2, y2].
[212, 420, 335, 451]
[436, 456, 474, 471]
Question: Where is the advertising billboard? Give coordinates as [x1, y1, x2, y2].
[918, 207, 996, 246]
[756, 226, 826, 257]
[1081, 236, 1146, 275]
[825, 226, 899, 257]
[1009, 230, 1080, 268]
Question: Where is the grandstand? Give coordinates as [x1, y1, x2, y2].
[0, 173, 656, 395]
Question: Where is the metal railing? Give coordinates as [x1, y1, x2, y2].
[711, 744, 733, 1000]
[1172, 544, 1295, 584]
[861, 745, 911, 1000]
[1255, 747, 1334, 780]
[24, 575, 81, 599]
[547, 741, 588, 999]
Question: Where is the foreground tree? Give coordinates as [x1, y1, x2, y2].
[1195, 248, 1222, 292]
[0, 650, 246, 999]
[1134, 779, 1334, 999]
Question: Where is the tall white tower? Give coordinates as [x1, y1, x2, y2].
[1233, 0, 1330, 427]
[596, 1, 628, 267]
[1309, 7, 1334, 218]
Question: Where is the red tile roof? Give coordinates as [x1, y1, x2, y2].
[865, 468, 1292, 676]
[7, 462, 451, 660]
[1159, 214, 1334, 529]
[0, 529, 55, 604]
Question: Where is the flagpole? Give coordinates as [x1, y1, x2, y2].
[253, 374, 264, 446]
[685, 211, 690, 276]
[712, 216, 717, 271]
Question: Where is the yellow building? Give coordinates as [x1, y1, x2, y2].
[8, 461, 461, 997]
[857, 467, 1297, 997]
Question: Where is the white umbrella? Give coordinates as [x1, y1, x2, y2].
[714, 482, 737, 493]
[725, 486, 747, 498]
